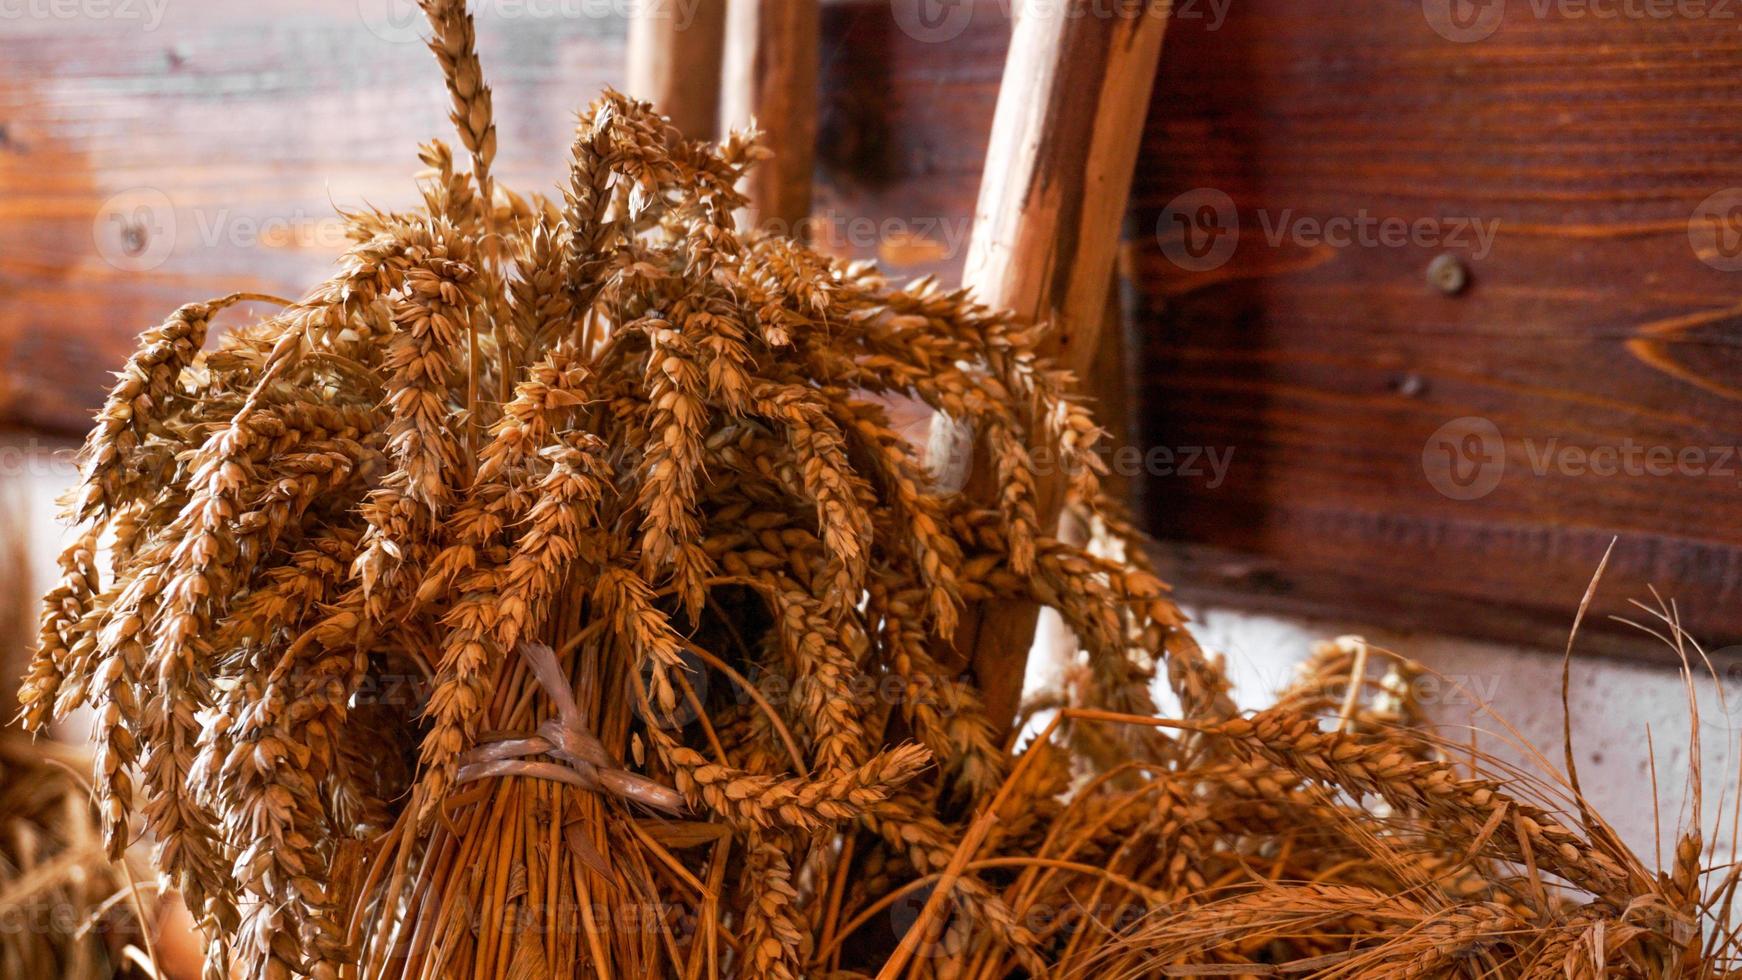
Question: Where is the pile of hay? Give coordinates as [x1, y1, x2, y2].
[16, 3, 1737, 977]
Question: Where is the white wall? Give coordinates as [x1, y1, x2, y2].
[0, 435, 82, 724]
[1184, 604, 1738, 870]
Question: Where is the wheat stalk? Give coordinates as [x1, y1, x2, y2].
[15, 14, 1732, 979]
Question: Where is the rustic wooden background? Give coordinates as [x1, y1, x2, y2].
[4, 0, 1739, 661]
[1129, 1, 1742, 660]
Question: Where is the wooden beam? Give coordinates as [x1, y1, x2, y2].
[937, 0, 1169, 733]
[719, 0, 819, 234]
[965, 8, 1166, 375]
[626, 0, 727, 140]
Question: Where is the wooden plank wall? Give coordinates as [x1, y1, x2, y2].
[0, 0, 999, 433]
[4, 0, 1740, 660]
[0, 0, 624, 431]
[1131, 1, 1742, 659]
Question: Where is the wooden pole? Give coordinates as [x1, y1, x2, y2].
[934, 0, 1169, 736]
[626, 0, 727, 140]
[719, 0, 819, 235]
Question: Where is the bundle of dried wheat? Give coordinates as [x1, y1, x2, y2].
[2, 493, 156, 978]
[0, 737, 157, 979]
[15, 2, 1738, 978]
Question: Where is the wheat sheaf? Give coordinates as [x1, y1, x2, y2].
[17, 2, 1739, 978]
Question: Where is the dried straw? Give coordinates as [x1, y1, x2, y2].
[16, 5, 1740, 978]
[3, 486, 156, 978]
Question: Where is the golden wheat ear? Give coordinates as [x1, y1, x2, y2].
[32, 5, 1730, 976]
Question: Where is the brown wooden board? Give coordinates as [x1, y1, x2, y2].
[1131, 1, 1742, 660]
[0, 0, 998, 432]
[0, 0, 625, 433]
[5, 0, 1742, 660]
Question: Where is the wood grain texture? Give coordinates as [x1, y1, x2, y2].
[813, 1, 1008, 280]
[627, 0, 726, 140]
[0, 0, 986, 438]
[959, 1, 1164, 377]
[720, 0, 818, 233]
[0, 0, 623, 434]
[8, 0, 1742, 663]
[1132, 0, 1742, 660]
[932, 0, 1168, 730]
